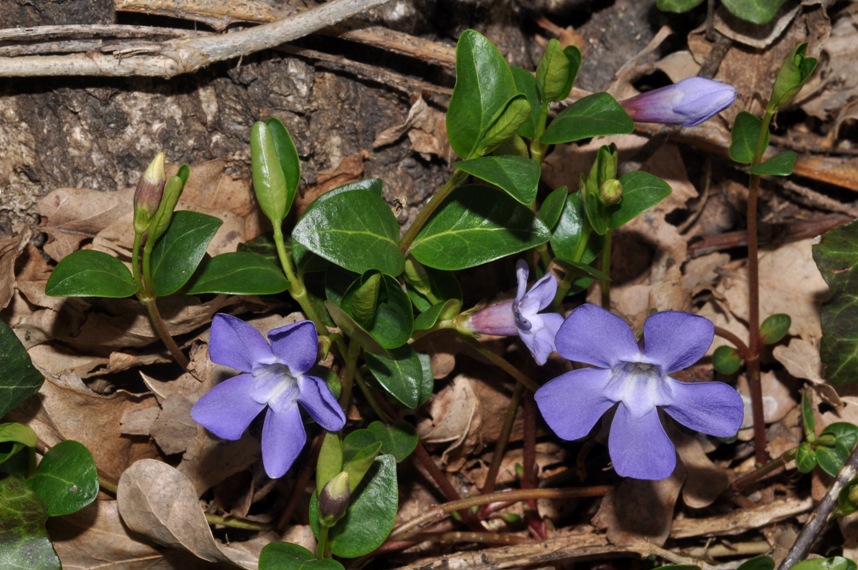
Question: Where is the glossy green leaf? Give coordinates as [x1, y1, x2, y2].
[185, 251, 289, 295]
[345, 272, 382, 329]
[729, 111, 768, 164]
[413, 299, 462, 331]
[736, 556, 775, 570]
[749, 151, 797, 176]
[0, 476, 59, 570]
[403, 259, 462, 311]
[251, 120, 289, 224]
[317, 432, 344, 493]
[790, 557, 857, 570]
[27, 440, 98, 516]
[324, 302, 387, 355]
[45, 250, 137, 298]
[455, 155, 540, 205]
[721, 0, 788, 24]
[409, 185, 551, 270]
[0, 321, 44, 420]
[713, 345, 742, 375]
[259, 542, 345, 570]
[329, 455, 398, 558]
[341, 274, 413, 349]
[821, 422, 858, 452]
[551, 192, 598, 264]
[365, 346, 426, 409]
[536, 40, 581, 102]
[656, 0, 705, 12]
[540, 92, 633, 144]
[149, 210, 222, 296]
[608, 170, 672, 228]
[796, 441, 817, 473]
[511, 66, 539, 139]
[0, 423, 36, 465]
[367, 421, 419, 463]
[760, 313, 792, 345]
[813, 220, 858, 386]
[266, 117, 301, 215]
[816, 442, 850, 477]
[540, 186, 568, 230]
[341, 443, 382, 493]
[293, 190, 404, 276]
[837, 479, 858, 517]
[447, 30, 521, 159]
[480, 96, 532, 154]
[770, 42, 818, 110]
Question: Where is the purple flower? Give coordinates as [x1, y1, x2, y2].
[619, 77, 736, 127]
[463, 260, 563, 365]
[534, 304, 743, 480]
[191, 314, 346, 479]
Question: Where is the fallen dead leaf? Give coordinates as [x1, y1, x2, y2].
[417, 374, 482, 472]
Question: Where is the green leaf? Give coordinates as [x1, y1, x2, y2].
[721, 0, 788, 25]
[801, 390, 817, 442]
[729, 111, 768, 164]
[185, 251, 289, 295]
[329, 455, 398, 558]
[536, 39, 581, 102]
[251, 120, 290, 224]
[366, 421, 419, 463]
[540, 186, 568, 230]
[266, 117, 301, 216]
[736, 556, 776, 570]
[0, 321, 44, 420]
[343, 272, 382, 329]
[790, 557, 857, 570]
[413, 299, 461, 331]
[365, 346, 426, 409]
[796, 441, 817, 473]
[0, 477, 60, 570]
[608, 171, 672, 228]
[713, 345, 742, 376]
[820, 422, 858, 452]
[259, 542, 345, 570]
[540, 92, 634, 144]
[409, 185, 551, 270]
[480, 96, 532, 154]
[837, 479, 858, 517]
[293, 190, 404, 276]
[403, 259, 462, 311]
[317, 432, 344, 493]
[813, 220, 858, 386]
[550, 192, 598, 264]
[455, 155, 540, 205]
[816, 442, 850, 477]
[749, 151, 797, 176]
[770, 42, 818, 110]
[760, 313, 792, 345]
[341, 274, 413, 349]
[45, 250, 137, 298]
[656, 0, 705, 12]
[0, 423, 36, 465]
[341, 443, 382, 494]
[324, 302, 387, 355]
[150, 210, 222, 296]
[27, 440, 98, 517]
[511, 66, 539, 139]
[447, 30, 521, 159]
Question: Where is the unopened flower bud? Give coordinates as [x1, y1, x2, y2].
[318, 471, 350, 527]
[619, 77, 736, 127]
[599, 179, 623, 205]
[133, 153, 166, 235]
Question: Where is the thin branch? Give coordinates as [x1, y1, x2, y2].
[0, 0, 392, 77]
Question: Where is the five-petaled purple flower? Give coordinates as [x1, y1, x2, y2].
[191, 314, 346, 479]
[534, 304, 743, 480]
[619, 77, 737, 127]
[462, 260, 564, 365]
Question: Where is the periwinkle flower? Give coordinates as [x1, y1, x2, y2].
[534, 304, 744, 480]
[619, 77, 737, 127]
[462, 260, 563, 365]
[191, 314, 346, 479]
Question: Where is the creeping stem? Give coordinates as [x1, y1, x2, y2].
[399, 169, 468, 255]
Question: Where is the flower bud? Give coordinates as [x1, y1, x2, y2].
[598, 179, 623, 205]
[318, 471, 350, 528]
[133, 153, 166, 235]
[458, 300, 517, 337]
[619, 77, 736, 127]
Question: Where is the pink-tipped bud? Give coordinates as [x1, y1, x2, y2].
[133, 152, 166, 234]
[318, 471, 350, 527]
[619, 77, 736, 127]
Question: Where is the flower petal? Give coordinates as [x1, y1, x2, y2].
[662, 379, 744, 437]
[642, 311, 713, 372]
[609, 404, 676, 480]
[517, 272, 558, 316]
[298, 375, 346, 432]
[520, 312, 563, 365]
[555, 304, 639, 367]
[268, 320, 318, 374]
[515, 259, 529, 302]
[190, 373, 265, 440]
[535, 367, 615, 441]
[261, 405, 306, 479]
[209, 313, 275, 372]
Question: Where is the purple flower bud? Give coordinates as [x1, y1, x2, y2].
[619, 77, 737, 127]
[133, 153, 166, 234]
[319, 471, 350, 527]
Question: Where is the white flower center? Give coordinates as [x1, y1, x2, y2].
[604, 361, 673, 418]
[250, 362, 299, 413]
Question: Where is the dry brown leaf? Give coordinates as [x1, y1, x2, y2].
[800, 15, 857, 122]
[117, 459, 258, 569]
[373, 95, 451, 163]
[674, 431, 728, 509]
[0, 227, 31, 310]
[417, 374, 481, 471]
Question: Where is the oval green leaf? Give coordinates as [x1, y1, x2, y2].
[540, 92, 633, 144]
[293, 190, 404, 276]
[365, 346, 425, 409]
[790, 557, 857, 570]
[0, 321, 45, 419]
[0, 476, 60, 570]
[259, 542, 345, 570]
[409, 185, 551, 270]
[367, 421, 419, 463]
[729, 111, 768, 164]
[27, 440, 98, 517]
[45, 250, 137, 298]
[185, 251, 289, 295]
[749, 151, 797, 176]
[150, 210, 223, 296]
[341, 274, 413, 349]
[608, 170, 672, 228]
[455, 155, 540, 205]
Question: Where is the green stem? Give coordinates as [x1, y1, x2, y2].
[338, 340, 361, 411]
[553, 223, 593, 307]
[316, 525, 331, 558]
[458, 334, 540, 392]
[599, 229, 612, 309]
[714, 326, 750, 358]
[138, 294, 189, 370]
[131, 230, 143, 289]
[272, 225, 326, 331]
[399, 170, 468, 255]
